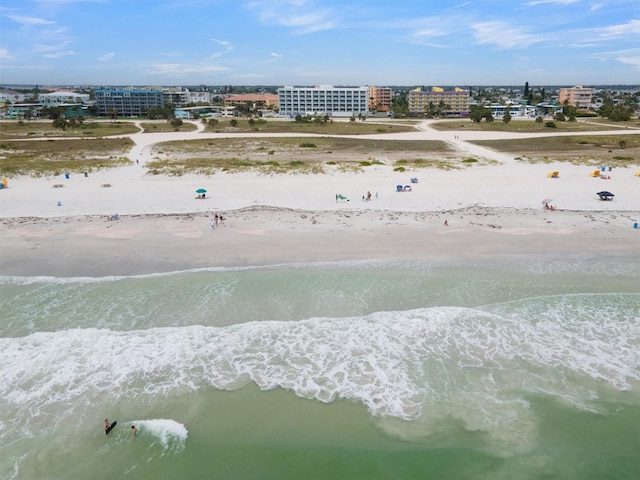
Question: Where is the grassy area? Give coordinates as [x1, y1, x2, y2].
[140, 122, 198, 133]
[0, 138, 134, 176]
[202, 118, 417, 135]
[430, 118, 639, 133]
[0, 120, 140, 139]
[146, 137, 487, 176]
[471, 134, 640, 166]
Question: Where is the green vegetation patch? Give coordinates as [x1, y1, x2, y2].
[140, 122, 198, 133]
[471, 134, 640, 166]
[0, 120, 140, 139]
[146, 157, 326, 176]
[430, 119, 627, 133]
[202, 118, 416, 135]
[146, 137, 456, 175]
[0, 138, 134, 176]
[394, 158, 463, 170]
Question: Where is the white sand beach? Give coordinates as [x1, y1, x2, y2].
[1, 120, 639, 276]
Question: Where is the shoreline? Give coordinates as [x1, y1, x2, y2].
[1, 120, 638, 277]
[2, 206, 639, 277]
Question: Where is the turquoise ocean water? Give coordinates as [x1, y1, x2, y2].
[1, 255, 639, 479]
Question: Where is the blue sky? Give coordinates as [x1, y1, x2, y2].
[1, 0, 638, 86]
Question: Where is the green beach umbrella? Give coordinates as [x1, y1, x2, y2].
[195, 188, 207, 194]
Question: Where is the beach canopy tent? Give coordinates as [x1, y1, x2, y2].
[547, 171, 559, 178]
[596, 191, 614, 200]
[589, 170, 600, 177]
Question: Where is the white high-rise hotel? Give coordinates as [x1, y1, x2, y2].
[277, 85, 369, 118]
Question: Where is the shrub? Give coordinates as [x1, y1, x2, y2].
[544, 121, 557, 128]
[300, 142, 317, 148]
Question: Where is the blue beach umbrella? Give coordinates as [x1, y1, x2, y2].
[195, 188, 207, 194]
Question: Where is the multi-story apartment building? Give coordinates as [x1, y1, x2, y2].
[224, 93, 279, 110]
[188, 91, 212, 104]
[94, 89, 164, 116]
[408, 87, 470, 117]
[368, 86, 393, 112]
[162, 87, 190, 107]
[278, 85, 369, 118]
[38, 91, 90, 106]
[558, 85, 593, 110]
[0, 89, 28, 104]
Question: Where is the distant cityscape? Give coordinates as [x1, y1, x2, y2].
[1, 84, 639, 122]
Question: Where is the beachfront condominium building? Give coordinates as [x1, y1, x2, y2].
[558, 85, 593, 111]
[368, 86, 393, 112]
[94, 89, 164, 117]
[277, 85, 369, 118]
[224, 93, 279, 111]
[408, 87, 470, 117]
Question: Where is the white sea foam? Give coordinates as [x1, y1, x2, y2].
[1, 294, 638, 451]
[128, 419, 188, 454]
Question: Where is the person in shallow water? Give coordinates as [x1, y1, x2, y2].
[130, 425, 138, 438]
[104, 419, 110, 433]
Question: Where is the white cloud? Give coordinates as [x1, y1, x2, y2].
[597, 19, 640, 37]
[150, 63, 230, 75]
[34, 41, 75, 58]
[232, 72, 269, 78]
[472, 21, 543, 48]
[42, 50, 76, 58]
[246, 1, 336, 34]
[524, 0, 579, 5]
[5, 14, 56, 26]
[97, 52, 115, 61]
[592, 48, 640, 67]
[210, 38, 233, 58]
[264, 52, 283, 64]
[617, 55, 640, 66]
[0, 48, 13, 60]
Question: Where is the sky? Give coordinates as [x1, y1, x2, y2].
[0, 0, 639, 87]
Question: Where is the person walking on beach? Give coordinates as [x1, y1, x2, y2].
[214, 213, 219, 226]
[209, 218, 215, 230]
[366, 191, 372, 201]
